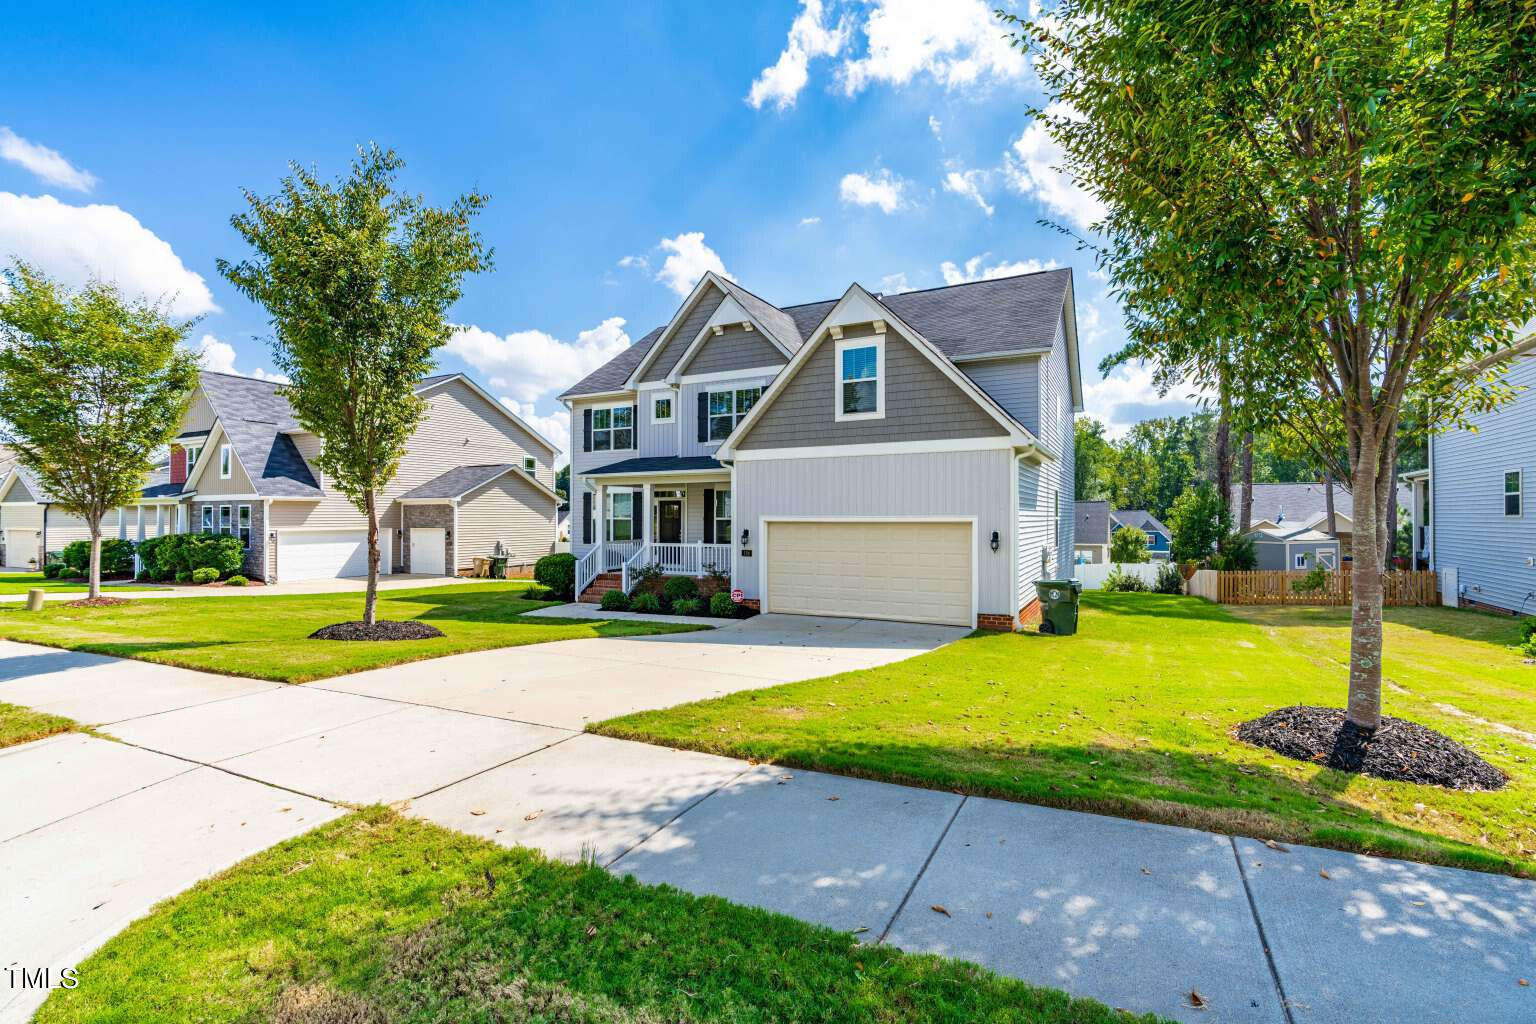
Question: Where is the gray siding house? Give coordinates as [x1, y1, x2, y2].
[1406, 351, 1536, 614]
[562, 269, 1081, 630]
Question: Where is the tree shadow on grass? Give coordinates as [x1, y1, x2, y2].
[1226, 601, 1526, 646]
[1081, 592, 1242, 624]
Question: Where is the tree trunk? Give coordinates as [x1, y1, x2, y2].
[1384, 491, 1399, 570]
[1214, 408, 1232, 520]
[1324, 473, 1337, 536]
[364, 488, 379, 627]
[1346, 447, 1385, 732]
[87, 520, 102, 600]
[1239, 432, 1254, 531]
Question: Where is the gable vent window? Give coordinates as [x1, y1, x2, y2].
[1506, 470, 1523, 517]
[835, 335, 885, 421]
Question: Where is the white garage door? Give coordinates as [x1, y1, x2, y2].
[765, 520, 973, 627]
[276, 530, 390, 582]
[4, 529, 39, 568]
[410, 528, 446, 576]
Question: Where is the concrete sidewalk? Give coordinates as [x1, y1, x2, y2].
[0, 572, 475, 602]
[1, 631, 1531, 1023]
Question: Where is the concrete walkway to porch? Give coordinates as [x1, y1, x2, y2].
[1, 619, 1531, 1024]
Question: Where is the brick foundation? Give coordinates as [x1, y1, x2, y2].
[1459, 596, 1519, 617]
[739, 598, 760, 612]
[1017, 598, 1042, 626]
[976, 613, 1014, 632]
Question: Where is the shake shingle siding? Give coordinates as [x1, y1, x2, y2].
[678, 323, 785, 376]
[737, 325, 1006, 449]
[1431, 356, 1536, 612]
[639, 284, 726, 383]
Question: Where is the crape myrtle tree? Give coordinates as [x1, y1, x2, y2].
[219, 146, 490, 628]
[1007, 0, 1536, 732]
[0, 264, 199, 599]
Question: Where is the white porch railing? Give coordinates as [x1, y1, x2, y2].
[649, 542, 733, 579]
[581, 540, 734, 597]
[620, 544, 649, 594]
[575, 547, 601, 599]
[602, 540, 642, 569]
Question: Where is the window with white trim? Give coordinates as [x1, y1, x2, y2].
[591, 405, 633, 451]
[1295, 552, 1311, 569]
[237, 504, 251, 546]
[184, 444, 202, 470]
[200, 505, 213, 533]
[835, 335, 884, 420]
[713, 489, 732, 544]
[707, 388, 760, 441]
[219, 504, 232, 534]
[219, 444, 232, 479]
[524, 456, 537, 476]
[1505, 470, 1522, 517]
[605, 491, 635, 542]
[652, 394, 674, 423]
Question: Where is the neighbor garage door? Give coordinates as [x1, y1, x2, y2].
[276, 530, 390, 582]
[764, 520, 972, 627]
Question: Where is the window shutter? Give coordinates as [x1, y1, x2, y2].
[697, 392, 708, 443]
[629, 405, 638, 448]
[582, 492, 592, 545]
[583, 408, 592, 452]
[631, 488, 642, 539]
[702, 488, 715, 543]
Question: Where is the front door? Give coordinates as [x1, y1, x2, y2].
[656, 499, 683, 543]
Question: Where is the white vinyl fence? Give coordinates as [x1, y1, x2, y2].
[1073, 561, 1165, 590]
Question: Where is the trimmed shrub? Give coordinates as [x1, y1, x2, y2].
[191, 566, 219, 585]
[599, 588, 631, 611]
[1519, 618, 1536, 645]
[630, 592, 661, 613]
[1153, 562, 1184, 595]
[60, 538, 136, 577]
[225, 575, 248, 587]
[661, 576, 699, 606]
[174, 570, 192, 583]
[670, 597, 703, 616]
[709, 592, 736, 617]
[136, 568, 156, 582]
[42, 562, 64, 579]
[1103, 566, 1147, 592]
[534, 553, 577, 601]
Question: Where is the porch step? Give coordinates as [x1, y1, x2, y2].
[579, 573, 624, 604]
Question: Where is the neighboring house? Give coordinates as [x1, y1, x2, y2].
[1074, 500, 1111, 564]
[561, 269, 1081, 629]
[1110, 508, 1171, 560]
[1404, 348, 1536, 615]
[1248, 523, 1341, 571]
[1231, 481, 1409, 557]
[0, 371, 561, 582]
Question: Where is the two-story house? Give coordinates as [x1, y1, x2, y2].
[1404, 346, 1536, 614]
[561, 269, 1080, 629]
[0, 370, 562, 582]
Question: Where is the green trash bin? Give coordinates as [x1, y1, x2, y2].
[1035, 579, 1082, 635]
[488, 555, 509, 579]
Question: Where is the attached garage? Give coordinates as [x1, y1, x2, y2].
[762, 519, 974, 627]
[275, 530, 391, 582]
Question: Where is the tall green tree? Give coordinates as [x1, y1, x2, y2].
[0, 264, 199, 598]
[1166, 483, 1231, 564]
[1109, 524, 1149, 564]
[1073, 417, 1116, 500]
[1010, 0, 1536, 731]
[219, 146, 490, 627]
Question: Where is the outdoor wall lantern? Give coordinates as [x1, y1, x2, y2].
[740, 528, 750, 548]
[990, 530, 1000, 552]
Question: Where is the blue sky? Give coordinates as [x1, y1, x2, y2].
[1, 0, 1195, 461]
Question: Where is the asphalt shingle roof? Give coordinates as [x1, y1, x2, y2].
[561, 269, 1073, 399]
[198, 372, 323, 498]
[1112, 509, 1170, 539]
[1232, 482, 1410, 529]
[583, 455, 725, 476]
[399, 463, 518, 501]
[1074, 500, 1111, 546]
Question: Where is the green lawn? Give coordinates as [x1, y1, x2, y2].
[36, 809, 1154, 1024]
[0, 581, 705, 683]
[0, 572, 151, 595]
[595, 593, 1536, 878]
[0, 701, 76, 749]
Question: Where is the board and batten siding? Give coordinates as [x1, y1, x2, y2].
[733, 449, 1016, 618]
[638, 388, 678, 458]
[190, 444, 256, 496]
[1430, 354, 1536, 612]
[455, 472, 556, 567]
[639, 283, 727, 383]
[181, 391, 218, 434]
[736, 324, 1006, 449]
[676, 323, 785, 377]
[569, 397, 640, 475]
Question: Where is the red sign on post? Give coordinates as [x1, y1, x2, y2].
[730, 588, 744, 603]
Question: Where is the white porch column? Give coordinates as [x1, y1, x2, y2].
[135, 505, 145, 541]
[596, 483, 608, 561]
[641, 482, 653, 547]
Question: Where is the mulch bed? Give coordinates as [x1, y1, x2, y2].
[307, 620, 445, 642]
[64, 596, 133, 608]
[1236, 705, 1507, 791]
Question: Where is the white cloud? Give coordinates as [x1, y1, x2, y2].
[1083, 363, 1206, 438]
[798, 215, 822, 226]
[942, 168, 993, 216]
[0, 193, 218, 317]
[446, 317, 632, 405]
[1002, 102, 1106, 232]
[192, 334, 287, 382]
[654, 231, 732, 297]
[0, 127, 96, 192]
[839, 169, 910, 213]
[939, 254, 1057, 285]
[747, 0, 850, 111]
[617, 254, 649, 270]
[878, 272, 914, 294]
[838, 0, 1027, 95]
[928, 115, 943, 140]
[499, 396, 572, 466]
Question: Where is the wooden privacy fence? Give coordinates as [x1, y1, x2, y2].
[1211, 569, 1438, 606]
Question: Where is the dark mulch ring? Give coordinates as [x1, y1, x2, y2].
[307, 620, 446, 642]
[1236, 705, 1508, 791]
[64, 596, 133, 608]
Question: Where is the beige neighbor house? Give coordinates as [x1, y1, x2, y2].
[0, 371, 562, 582]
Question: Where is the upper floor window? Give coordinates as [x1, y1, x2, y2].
[835, 336, 884, 421]
[652, 394, 674, 424]
[219, 444, 232, 479]
[592, 405, 633, 451]
[184, 444, 203, 469]
[524, 456, 537, 476]
[1506, 470, 1523, 517]
[707, 387, 761, 441]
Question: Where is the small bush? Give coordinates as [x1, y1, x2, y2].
[42, 562, 64, 579]
[630, 592, 661, 613]
[709, 591, 737, 617]
[661, 576, 699, 606]
[225, 575, 248, 587]
[600, 589, 631, 611]
[191, 566, 219, 585]
[60, 537, 136, 577]
[534, 553, 576, 600]
[174, 570, 192, 583]
[1520, 618, 1536, 645]
[1153, 562, 1184, 594]
[1103, 567, 1147, 592]
[136, 569, 156, 582]
[671, 597, 703, 616]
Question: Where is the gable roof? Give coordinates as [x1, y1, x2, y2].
[399, 462, 562, 504]
[562, 268, 1079, 405]
[1111, 509, 1170, 539]
[1075, 501, 1112, 546]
